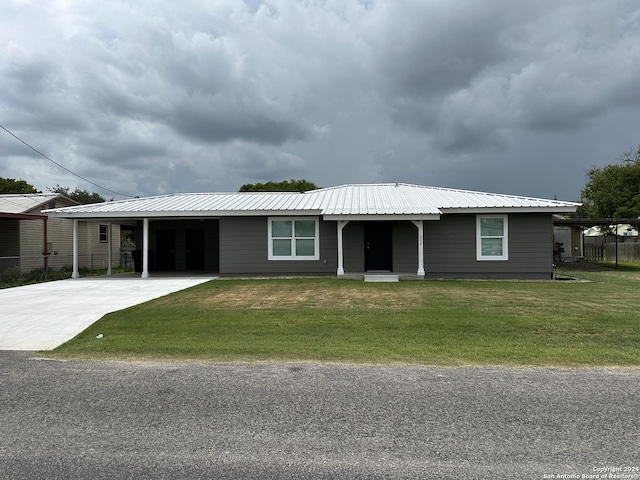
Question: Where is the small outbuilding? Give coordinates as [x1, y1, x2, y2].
[1, 193, 121, 274]
[45, 183, 579, 280]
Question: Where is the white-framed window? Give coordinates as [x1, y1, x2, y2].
[268, 217, 319, 260]
[99, 224, 108, 243]
[476, 215, 508, 261]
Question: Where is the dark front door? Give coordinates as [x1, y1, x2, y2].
[365, 222, 393, 271]
[156, 229, 176, 271]
[185, 228, 205, 271]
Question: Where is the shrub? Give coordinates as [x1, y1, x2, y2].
[0, 266, 73, 289]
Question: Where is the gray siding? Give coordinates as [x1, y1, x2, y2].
[393, 221, 418, 272]
[127, 213, 554, 279]
[343, 222, 364, 272]
[424, 213, 554, 279]
[219, 216, 337, 274]
[341, 221, 419, 273]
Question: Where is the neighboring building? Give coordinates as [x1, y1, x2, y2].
[46, 183, 580, 280]
[552, 216, 584, 262]
[0, 193, 121, 273]
[553, 216, 640, 263]
[583, 224, 638, 238]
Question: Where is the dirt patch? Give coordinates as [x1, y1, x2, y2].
[202, 284, 423, 309]
[556, 261, 614, 271]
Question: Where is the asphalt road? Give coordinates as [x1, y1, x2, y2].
[1, 352, 638, 480]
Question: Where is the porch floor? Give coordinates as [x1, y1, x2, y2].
[341, 273, 426, 281]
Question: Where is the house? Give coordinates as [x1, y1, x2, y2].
[45, 183, 580, 280]
[0, 193, 121, 274]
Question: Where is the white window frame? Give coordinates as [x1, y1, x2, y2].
[476, 214, 509, 261]
[268, 217, 320, 261]
[99, 224, 108, 243]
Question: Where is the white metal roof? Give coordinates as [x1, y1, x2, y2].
[44, 183, 580, 219]
[0, 194, 67, 215]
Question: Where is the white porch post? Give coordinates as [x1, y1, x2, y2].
[107, 222, 113, 275]
[72, 219, 79, 278]
[411, 220, 425, 276]
[337, 220, 348, 276]
[141, 218, 149, 278]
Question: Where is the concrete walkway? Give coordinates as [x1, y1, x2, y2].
[0, 275, 215, 350]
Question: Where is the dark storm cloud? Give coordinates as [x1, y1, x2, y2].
[371, 0, 528, 98]
[224, 147, 305, 180]
[363, 0, 640, 195]
[169, 100, 310, 145]
[1, 0, 639, 200]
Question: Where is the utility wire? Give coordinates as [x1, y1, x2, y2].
[0, 123, 137, 198]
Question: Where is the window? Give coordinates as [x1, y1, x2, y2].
[99, 224, 108, 243]
[476, 215, 508, 261]
[268, 217, 319, 260]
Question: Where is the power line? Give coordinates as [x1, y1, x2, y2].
[0, 123, 137, 198]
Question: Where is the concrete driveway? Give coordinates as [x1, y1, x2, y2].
[0, 275, 215, 350]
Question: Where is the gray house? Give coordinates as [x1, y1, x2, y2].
[45, 183, 579, 280]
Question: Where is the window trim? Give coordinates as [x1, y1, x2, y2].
[268, 217, 320, 261]
[99, 224, 108, 243]
[476, 214, 509, 261]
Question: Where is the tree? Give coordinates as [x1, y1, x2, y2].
[49, 185, 106, 204]
[239, 179, 319, 192]
[0, 177, 40, 194]
[581, 145, 640, 218]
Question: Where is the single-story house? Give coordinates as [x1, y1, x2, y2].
[45, 183, 580, 280]
[0, 193, 121, 273]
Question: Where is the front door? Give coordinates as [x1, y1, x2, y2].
[156, 229, 176, 271]
[185, 228, 205, 271]
[364, 222, 393, 271]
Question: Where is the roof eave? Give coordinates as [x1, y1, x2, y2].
[44, 209, 324, 219]
[0, 212, 48, 220]
[323, 214, 441, 221]
[440, 206, 579, 214]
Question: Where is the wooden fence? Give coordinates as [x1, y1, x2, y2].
[584, 243, 640, 263]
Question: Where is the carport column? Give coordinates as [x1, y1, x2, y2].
[141, 218, 149, 278]
[337, 220, 349, 276]
[107, 222, 113, 276]
[411, 220, 425, 276]
[72, 219, 79, 278]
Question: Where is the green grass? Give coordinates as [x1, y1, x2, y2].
[47, 267, 640, 366]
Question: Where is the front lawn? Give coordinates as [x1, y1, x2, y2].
[47, 268, 640, 366]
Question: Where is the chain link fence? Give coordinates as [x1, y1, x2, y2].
[1, 252, 135, 287]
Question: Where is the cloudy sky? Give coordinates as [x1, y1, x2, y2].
[1, 0, 639, 201]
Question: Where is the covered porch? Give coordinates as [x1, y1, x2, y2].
[334, 216, 439, 279]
